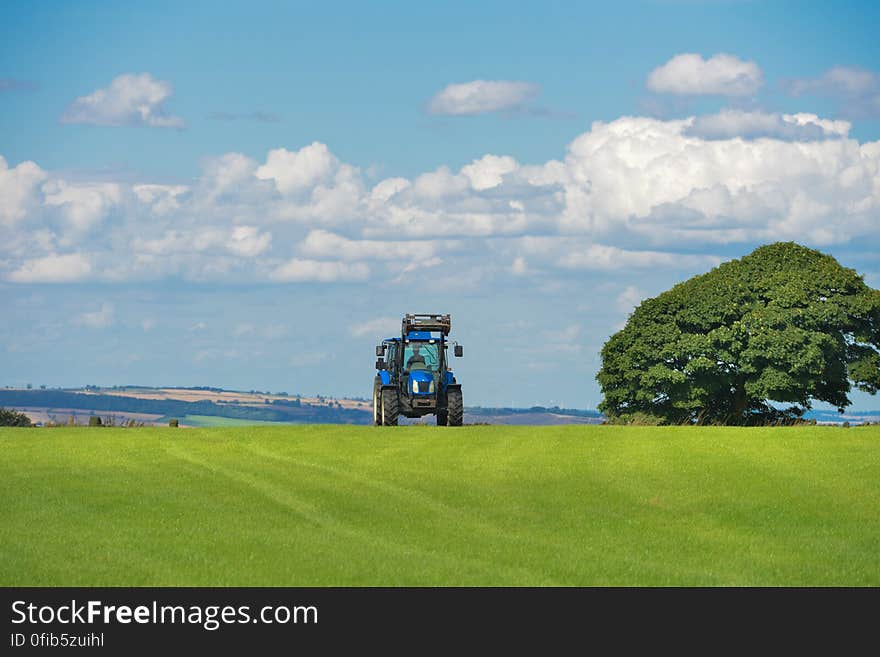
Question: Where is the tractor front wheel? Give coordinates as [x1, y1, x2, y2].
[446, 389, 463, 426]
[372, 381, 381, 426]
[381, 388, 399, 426]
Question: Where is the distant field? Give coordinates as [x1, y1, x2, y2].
[100, 387, 370, 412]
[1, 425, 878, 586]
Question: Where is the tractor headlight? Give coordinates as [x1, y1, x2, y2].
[412, 379, 419, 393]
[428, 380, 435, 393]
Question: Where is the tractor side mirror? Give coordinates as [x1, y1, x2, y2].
[375, 345, 385, 357]
[375, 358, 386, 370]
[454, 345, 463, 357]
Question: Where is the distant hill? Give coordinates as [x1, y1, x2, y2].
[0, 387, 606, 426]
[0, 389, 369, 425]
[1, 387, 874, 426]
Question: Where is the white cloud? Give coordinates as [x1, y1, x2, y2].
[369, 177, 410, 203]
[75, 303, 114, 329]
[195, 152, 259, 204]
[300, 229, 436, 261]
[0, 156, 47, 227]
[687, 110, 849, 141]
[133, 184, 188, 215]
[270, 258, 370, 282]
[616, 285, 646, 314]
[427, 80, 541, 115]
[461, 155, 518, 190]
[3, 110, 880, 285]
[558, 116, 880, 246]
[227, 226, 272, 257]
[6, 253, 92, 282]
[391, 255, 443, 283]
[256, 142, 339, 195]
[514, 238, 721, 271]
[350, 317, 400, 337]
[42, 180, 123, 232]
[785, 66, 880, 119]
[141, 318, 156, 332]
[647, 53, 763, 96]
[410, 166, 470, 200]
[61, 73, 185, 128]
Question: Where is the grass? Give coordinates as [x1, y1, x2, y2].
[1, 424, 878, 586]
[176, 414, 297, 427]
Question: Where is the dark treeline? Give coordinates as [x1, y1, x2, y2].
[0, 390, 371, 425]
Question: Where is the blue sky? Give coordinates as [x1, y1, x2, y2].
[2, 0, 879, 409]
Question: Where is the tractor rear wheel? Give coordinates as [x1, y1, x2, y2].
[381, 388, 399, 426]
[447, 389, 463, 426]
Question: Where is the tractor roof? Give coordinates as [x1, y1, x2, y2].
[383, 331, 436, 342]
[402, 313, 451, 335]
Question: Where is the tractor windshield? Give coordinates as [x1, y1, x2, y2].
[403, 341, 440, 372]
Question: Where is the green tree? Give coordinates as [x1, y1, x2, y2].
[0, 408, 33, 427]
[597, 243, 880, 425]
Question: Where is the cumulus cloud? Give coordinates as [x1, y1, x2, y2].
[558, 116, 880, 246]
[686, 110, 849, 141]
[300, 229, 437, 261]
[461, 155, 518, 190]
[74, 302, 114, 328]
[42, 180, 124, 232]
[61, 73, 185, 128]
[7, 253, 92, 282]
[647, 53, 763, 96]
[2, 108, 879, 285]
[270, 258, 370, 282]
[227, 226, 272, 257]
[509, 237, 722, 271]
[132, 184, 188, 215]
[785, 66, 880, 119]
[256, 142, 339, 194]
[0, 156, 47, 227]
[426, 80, 541, 115]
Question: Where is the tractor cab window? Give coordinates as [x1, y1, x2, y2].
[404, 341, 439, 372]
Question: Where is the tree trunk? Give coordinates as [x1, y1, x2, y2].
[732, 380, 748, 423]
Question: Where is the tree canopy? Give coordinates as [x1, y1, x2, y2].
[597, 243, 880, 425]
[0, 408, 33, 427]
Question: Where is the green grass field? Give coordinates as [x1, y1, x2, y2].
[177, 415, 296, 427]
[1, 425, 878, 586]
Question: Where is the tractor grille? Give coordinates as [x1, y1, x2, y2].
[417, 381, 431, 393]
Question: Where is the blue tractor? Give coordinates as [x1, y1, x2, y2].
[373, 313, 464, 426]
